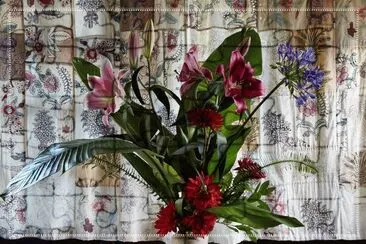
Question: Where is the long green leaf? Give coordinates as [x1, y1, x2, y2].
[131, 66, 145, 105]
[1, 138, 142, 198]
[150, 85, 182, 106]
[171, 143, 203, 156]
[208, 201, 303, 229]
[122, 153, 169, 201]
[72, 57, 100, 89]
[134, 151, 182, 199]
[151, 86, 171, 118]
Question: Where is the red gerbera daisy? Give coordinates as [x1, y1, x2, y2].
[235, 157, 266, 179]
[182, 211, 216, 236]
[154, 201, 177, 235]
[185, 174, 222, 210]
[187, 108, 223, 131]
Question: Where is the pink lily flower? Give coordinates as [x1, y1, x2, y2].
[85, 59, 126, 126]
[217, 49, 264, 113]
[178, 45, 213, 95]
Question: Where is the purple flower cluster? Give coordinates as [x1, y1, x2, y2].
[276, 43, 324, 106]
[278, 43, 316, 66]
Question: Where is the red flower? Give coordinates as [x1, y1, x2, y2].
[185, 174, 222, 210]
[178, 45, 213, 95]
[154, 201, 178, 235]
[182, 211, 216, 236]
[217, 50, 264, 113]
[187, 108, 223, 131]
[235, 157, 266, 179]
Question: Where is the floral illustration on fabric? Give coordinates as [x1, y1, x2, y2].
[301, 199, 335, 237]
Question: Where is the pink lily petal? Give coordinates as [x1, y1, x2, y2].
[113, 95, 123, 113]
[101, 59, 115, 92]
[180, 81, 197, 95]
[232, 96, 247, 113]
[102, 106, 114, 127]
[102, 113, 110, 127]
[87, 75, 110, 96]
[217, 49, 264, 114]
[229, 50, 246, 83]
[178, 45, 212, 94]
[201, 67, 213, 80]
[117, 69, 128, 81]
[241, 78, 265, 98]
[243, 62, 255, 79]
[216, 64, 226, 79]
[85, 92, 113, 110]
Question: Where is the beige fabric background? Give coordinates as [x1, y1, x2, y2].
[0, 0, 365, 242]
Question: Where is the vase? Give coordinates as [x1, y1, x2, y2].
[167, 234, 208, 244]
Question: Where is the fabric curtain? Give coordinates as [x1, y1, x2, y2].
[0, 0, 365, 242]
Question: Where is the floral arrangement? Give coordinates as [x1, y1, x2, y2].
[0, 20, 322, 242]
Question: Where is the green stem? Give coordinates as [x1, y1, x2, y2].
[261, 160, 318, 173]
[147, 60, 156, 114]
[242, 79, 286, 128]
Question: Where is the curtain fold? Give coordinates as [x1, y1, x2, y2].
[0, 0, 365, 242]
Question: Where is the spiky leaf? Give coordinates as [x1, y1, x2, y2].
[1, 138, 142, 198]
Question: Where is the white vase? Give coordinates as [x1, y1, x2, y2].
[167, 234, 209, 244]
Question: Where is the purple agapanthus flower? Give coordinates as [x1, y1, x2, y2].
[304, 66, 324, 89]
[300, 48, 316, 66]
[276, 43, 324, 107]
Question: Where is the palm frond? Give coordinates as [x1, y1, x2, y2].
[0, 138, 142, 199]
[258, 151, 318, 175]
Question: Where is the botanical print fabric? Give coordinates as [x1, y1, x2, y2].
[0, 0, 365, 242]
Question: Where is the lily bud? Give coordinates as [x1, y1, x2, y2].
[238, 36, 251, 57]
[143, 19, 155, 61]
[128, 31, 140, 70]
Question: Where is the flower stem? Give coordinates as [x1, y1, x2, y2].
[147, 59, 156, 114]
[242, 79, 286, 127]
[260, 159, 318, 173]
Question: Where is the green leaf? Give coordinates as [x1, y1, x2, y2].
[134, 151, 183, 199]
[208, 201, 303, 229]
[124, 81, 132, 99]
[151, 86, 171, 118]
[222, 127, 251, 175]
[220, 172, 233, 192]
[175, 199, 183, 216]
[131, 66, 145, 105]
[235, 225, 258, 243]
[150, 84, 182, 107]
[1, 138, 143, 198]
[203, 28, 262, 76]
[122, 153, 169, 201]
[72, 57, 100, 90]
[208, 204, 280, 229]
[156, 135, 170, 155]
[171, 143, 203, 156]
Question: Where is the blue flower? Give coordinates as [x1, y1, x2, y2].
[278, 43, 294, 60]
[276, 43, 324, 107]
[299, 48, 316, 66]
[295, 95, 308, 106]
[304, 66, 324, 89]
